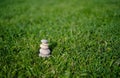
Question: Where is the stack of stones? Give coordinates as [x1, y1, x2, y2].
[39, 39, 50, 57]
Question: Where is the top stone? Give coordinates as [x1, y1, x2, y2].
[41, 39, 48, 43]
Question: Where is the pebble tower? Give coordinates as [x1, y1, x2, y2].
[39, 39, 50, 57]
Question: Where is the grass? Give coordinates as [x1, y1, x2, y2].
[0, 0, 120, 77]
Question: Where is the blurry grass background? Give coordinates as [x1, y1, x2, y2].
[0, 0, 120, 77]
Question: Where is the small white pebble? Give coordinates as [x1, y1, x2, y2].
[41, 39, 48, 43]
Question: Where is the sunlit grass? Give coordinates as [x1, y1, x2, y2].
[0, 0, 120, 77]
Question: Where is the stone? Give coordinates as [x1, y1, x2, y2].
[39, 49, 50, 55]
[39, 53, 50, 57]
[39, 39, 51, 57]
[40, 44, 49, 49]
[41, 39, 48, 44]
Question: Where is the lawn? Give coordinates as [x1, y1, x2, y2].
[0, 0, 120, 77]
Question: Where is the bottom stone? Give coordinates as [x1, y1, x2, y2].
[39, 53, 50, 57]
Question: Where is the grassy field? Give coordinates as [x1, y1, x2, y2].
[0, 0, 120, 77]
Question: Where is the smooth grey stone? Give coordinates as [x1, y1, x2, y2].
[39, 53, 50, 57]
[40, 44, 49, 49]
[41, 39, 48, 43]
[40, 49, 50, 55]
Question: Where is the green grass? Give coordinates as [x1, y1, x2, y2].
[0, 0, 120, 77]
